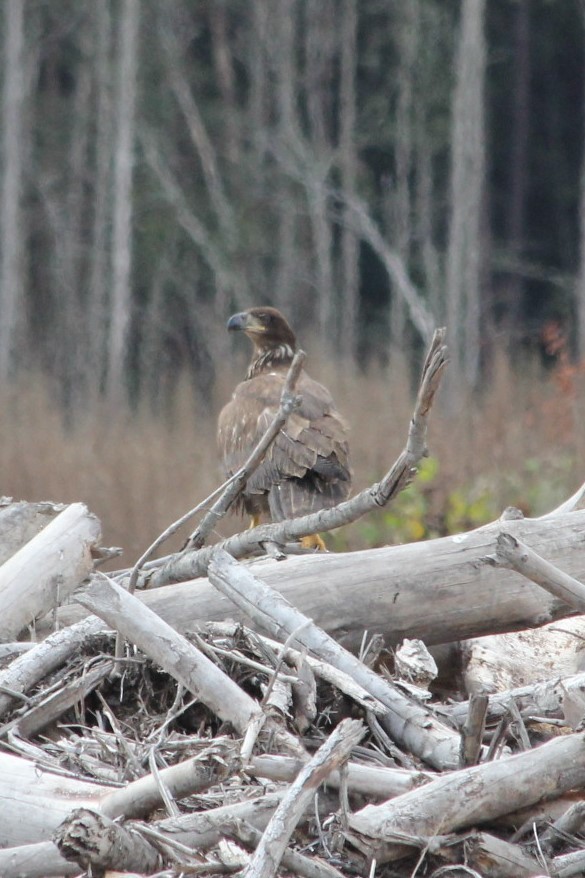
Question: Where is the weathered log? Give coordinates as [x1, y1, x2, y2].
[246, 754, 432, 799]
[0, 614, 107, 719]
[76, 574, 263, 735]
[459, 615, 585, 704]
[433, 830, 542, 877]
[208, 548, 461, 771]
[0, 840, 78, 878]
[47, 509, 585, 651]
[0, 500, 67, 564]
[0, 502, 101, 641]
[348, 732, 585, 863]
[53, 808, 163, 874]
[242, 719, 364, 878]
[0, 750, 109, 846]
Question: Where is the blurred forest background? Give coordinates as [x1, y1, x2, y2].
[1, 0, 585, 559]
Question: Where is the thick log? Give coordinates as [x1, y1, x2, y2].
[0, 750, 109, 846]
[0, 614, 107, 719]
[348, 732, 585, 863]
[0, 841, 78, 878]
[0, 500, 66, 564]
[54, 808, 162, 875]
[208, 549, 462, 771]
[77, 575, 263, 735]
[48, 509, 585, 651]
[0, 502, 101, 641]
[459, 615, 585, 703]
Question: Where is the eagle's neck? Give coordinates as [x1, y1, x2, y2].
[246, 343, 295, 380]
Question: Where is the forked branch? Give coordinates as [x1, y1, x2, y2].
[143, 328, 448, 588]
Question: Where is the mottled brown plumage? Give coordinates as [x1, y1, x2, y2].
[218, 307, 352, 526]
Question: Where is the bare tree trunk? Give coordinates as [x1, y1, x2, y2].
[338, 0, 359, 362]
[304, 0, 336, 348]
[504, 0, 531, 344]
[0, 0, 26, 381]
[578, 4, 585, 360]
[88, 0, 113, 399]
[388, 1, 420, 349]
[52, 20, 93, 414]
[208, 0, 239, 166]
[272, 0, 298, 318]
[107, 0, 139, 406]
[445, 0, 487, 391]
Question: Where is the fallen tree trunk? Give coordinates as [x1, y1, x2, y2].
[47, 508, 585, 650]
[0, 502, 101, 641]
[0, 750, 109, 846]
[348, 731, 585, 863]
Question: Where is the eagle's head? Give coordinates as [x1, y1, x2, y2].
[227, 307, 297, 379]
[227, 307, 297, 352]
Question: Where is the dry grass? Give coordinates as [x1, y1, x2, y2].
[1, 351, 583, 565]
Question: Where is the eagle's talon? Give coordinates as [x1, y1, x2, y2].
[300, 534, 327, 552]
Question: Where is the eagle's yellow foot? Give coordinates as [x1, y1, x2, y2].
[300, 534, 327, 551]
[249, 515, 262, 529]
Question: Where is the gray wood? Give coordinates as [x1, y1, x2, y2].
[0, 502, 101, 642]
[77, 575, 263, 735]
[349, 731, 585, 863]
[46, 508, 585, 652]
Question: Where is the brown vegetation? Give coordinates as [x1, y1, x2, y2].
[0, 350, 583, 564]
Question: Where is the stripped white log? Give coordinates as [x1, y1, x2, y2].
[0, 502, 101, 641]
[48, 509, 585, 651]
[208, 549, 462, 771]
[348, 732, 585, 863]
[0, 500, 66, 564]
[0, 750, 109, 846]
[76, 574, 263, 734]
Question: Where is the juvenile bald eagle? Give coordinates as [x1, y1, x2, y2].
[218, 307, 351, 547]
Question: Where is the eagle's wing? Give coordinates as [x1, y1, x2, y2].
[217, 369, 351, 520]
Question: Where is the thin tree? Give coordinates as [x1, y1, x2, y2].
[0, 0, 26, 381]
[504, 0, 531, 346]
[577, 0, 585, 361]
[89, 0, 114, 399]
[107, 0, 139, 406]
[445, 0, 487, 390]
[338, 0, 359, 362]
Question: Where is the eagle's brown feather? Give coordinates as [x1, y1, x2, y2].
[218, 307, 351, 523]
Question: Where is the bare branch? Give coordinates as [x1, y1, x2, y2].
[143, 328, 448, 588]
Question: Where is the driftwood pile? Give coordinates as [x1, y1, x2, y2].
[2, 331, 585, 877]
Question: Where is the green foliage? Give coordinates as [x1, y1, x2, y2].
[331, 450, 579, 551]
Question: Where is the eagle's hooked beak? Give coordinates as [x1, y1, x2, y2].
[227, 312, 265, 333]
